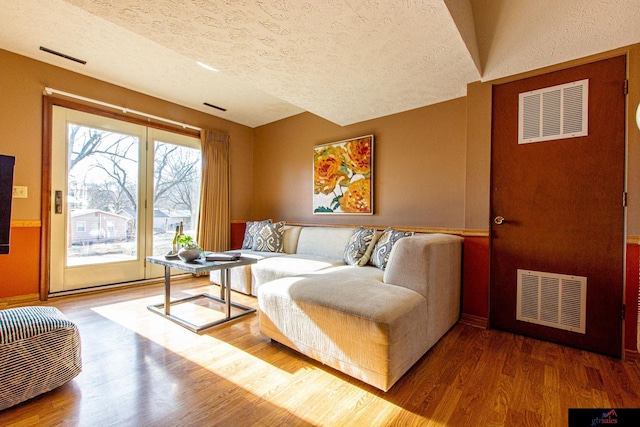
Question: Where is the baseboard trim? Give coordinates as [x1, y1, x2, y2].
[47, 275, 194, 298]
[459, 313, 488, 329]
[624, 349, 639, 362]
[0, 293, 40, 307]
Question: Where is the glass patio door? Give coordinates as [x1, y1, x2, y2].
[146, 128, 202, 278]
[50, 107, 201, 293]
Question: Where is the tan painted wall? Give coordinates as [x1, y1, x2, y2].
[464, 81, 492, 231]
[0, 48, 254, 222]
[252, 98, 467, 228]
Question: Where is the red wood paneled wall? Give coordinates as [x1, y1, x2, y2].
[0, 226, 40, 298]
[462, 237, 490, 320]
[625, 243, 639, 352]
[230, 222, 246, 250]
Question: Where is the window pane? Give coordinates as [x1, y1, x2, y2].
[152, 141, 202, 256]
[66, 123, 139, 266]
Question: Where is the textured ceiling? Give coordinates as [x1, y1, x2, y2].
[472, 0, 640, 81]
[0, 0, 639, 128]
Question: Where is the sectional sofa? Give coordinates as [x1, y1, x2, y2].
[210, 222, 463, 391]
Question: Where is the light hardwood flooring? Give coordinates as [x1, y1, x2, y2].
[1, 277, 639, 426]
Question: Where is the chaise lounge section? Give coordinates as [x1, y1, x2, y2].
[211, 223, 463, 391]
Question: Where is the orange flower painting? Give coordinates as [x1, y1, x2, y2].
[313, 135, 373, 214]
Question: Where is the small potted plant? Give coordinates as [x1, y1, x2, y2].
[177, 235, 203, 263]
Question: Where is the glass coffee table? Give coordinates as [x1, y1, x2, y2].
[146, 255, 257, 333]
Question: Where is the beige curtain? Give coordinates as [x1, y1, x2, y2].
[196, 129, 230, 252]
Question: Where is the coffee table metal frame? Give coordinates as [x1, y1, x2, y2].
[146, 255, 257, 333]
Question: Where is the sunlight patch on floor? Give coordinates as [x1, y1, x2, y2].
[92, 295, 291, 385]
[88, 285, 438, 426]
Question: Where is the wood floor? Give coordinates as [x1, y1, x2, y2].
[1, 277, 639, 426]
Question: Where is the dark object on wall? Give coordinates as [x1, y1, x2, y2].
[0, 155, 15, 254]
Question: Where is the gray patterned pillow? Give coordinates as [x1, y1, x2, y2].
[252, 221, 285, 252]
[370, 227, 414, 270]
[241, 219, 272, 249]
[343, 227, 377, 266]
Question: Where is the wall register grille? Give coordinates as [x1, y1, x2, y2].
[516, 269, 586, 334]
[518, 79, 588, 144]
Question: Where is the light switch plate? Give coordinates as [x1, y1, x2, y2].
[12, 186, 28, 198]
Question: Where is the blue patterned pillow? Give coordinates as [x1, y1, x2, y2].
[252, 221, 285, 252]
[343, 227, 377, 266]
[241, 219, 272, 249]
[370, 227, 414, 270]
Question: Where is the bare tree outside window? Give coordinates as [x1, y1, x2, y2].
[66, 123, 201, 262]
[152, 142, 202, 255]
[154, 141, 201, 230]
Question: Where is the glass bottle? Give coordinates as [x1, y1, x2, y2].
[177, 221, 184, 250]
[172, 225, 179, 254]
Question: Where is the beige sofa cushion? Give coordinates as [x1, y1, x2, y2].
[251, 254, 346, 296]
[295, 227, 356, 259]
[282, 226, 303, 254]
[210, 251, 282, 294]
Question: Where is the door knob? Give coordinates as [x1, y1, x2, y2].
[494, 216, 505, 225]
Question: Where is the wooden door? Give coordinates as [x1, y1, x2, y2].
[490, 56, 626, 357]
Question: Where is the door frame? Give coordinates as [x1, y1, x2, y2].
[40, 96, 200, 300]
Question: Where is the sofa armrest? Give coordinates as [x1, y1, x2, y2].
[384, 233, 463, 350]
[383, 234, 462, 300]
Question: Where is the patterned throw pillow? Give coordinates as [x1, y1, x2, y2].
[370, 227, 414, 270]
[252, 221, 285, 252]
[241, 219, 272, 249]
[343, 227, 377, 266]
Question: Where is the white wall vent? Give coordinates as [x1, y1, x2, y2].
[516, 269, 586, 334]
[518, 79, 588, 144]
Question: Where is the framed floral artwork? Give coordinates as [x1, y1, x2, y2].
[313, 135, 373, 214]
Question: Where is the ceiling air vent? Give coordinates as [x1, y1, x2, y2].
[516, 269, 586, 334]
[518, 79, 588, 144]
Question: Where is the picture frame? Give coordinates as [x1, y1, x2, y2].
[313, 134, 373, 215]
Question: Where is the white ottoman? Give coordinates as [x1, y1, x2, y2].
[0, 306, 82, 410]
